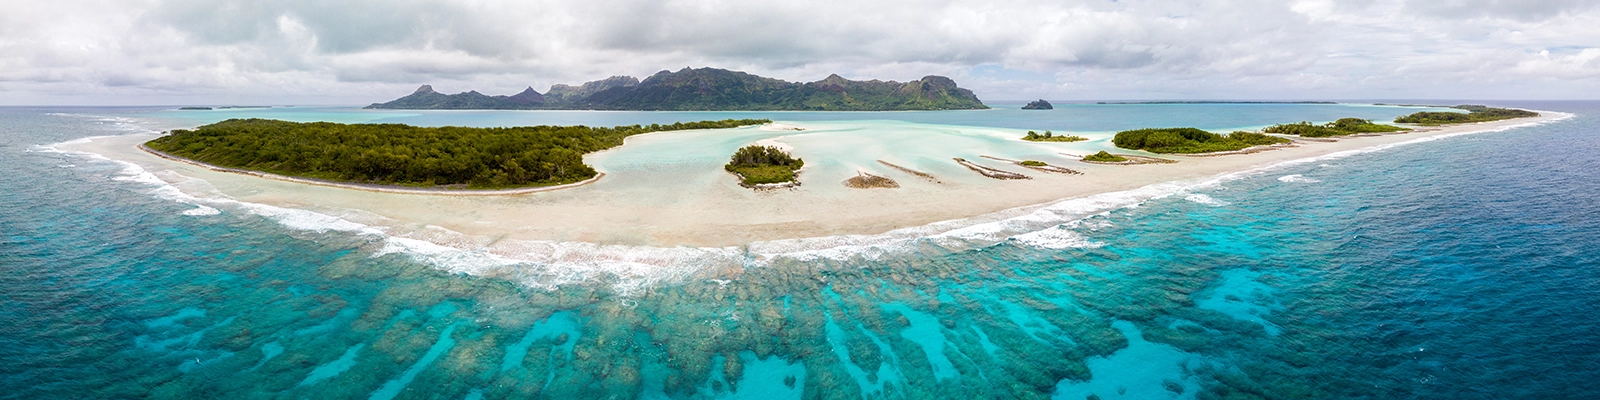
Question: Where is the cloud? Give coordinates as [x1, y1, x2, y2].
[1401, 0, 1600, 22]
[0, 0, 1597, 104]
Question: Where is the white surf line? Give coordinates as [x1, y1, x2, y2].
[138, 144, 604, 196]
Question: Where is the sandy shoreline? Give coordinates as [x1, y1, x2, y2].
[61, 114, 1562, 248]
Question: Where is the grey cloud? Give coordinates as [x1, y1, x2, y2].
[1402, 0, 1600, 22]
[3, 0, 1599, 104]
[144, 0, 539, 57]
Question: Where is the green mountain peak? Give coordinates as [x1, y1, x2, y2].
[366, 67, 987, 111]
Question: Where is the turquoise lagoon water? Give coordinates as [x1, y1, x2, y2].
[3, 102, 1599, 398]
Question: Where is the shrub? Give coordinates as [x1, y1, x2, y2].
[1022, 129, 1088, 142]
[1082, 151, 1128, 162]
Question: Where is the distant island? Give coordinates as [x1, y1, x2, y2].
[366, 67, 988, 111]
[143, 118, 769, 190]
[1097, 101, 1338, 105]
[1395, 105, 1539, 125]
[177, 106, 273, 110]
[1022, 99, 1053, 110]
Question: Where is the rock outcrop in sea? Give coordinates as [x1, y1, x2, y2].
[1022, 99, 1054, 110]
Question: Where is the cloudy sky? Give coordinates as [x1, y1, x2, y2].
[2, 0, 1597, 105]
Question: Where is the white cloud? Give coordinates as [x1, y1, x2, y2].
[0, 0, 1596, 104]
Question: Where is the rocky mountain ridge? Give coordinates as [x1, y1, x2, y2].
[366, 67, 988, 111]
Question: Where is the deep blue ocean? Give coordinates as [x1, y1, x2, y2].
[2, 102, 1597, 399]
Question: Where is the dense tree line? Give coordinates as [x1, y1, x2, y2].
[1112, 127, 1289, 154]
[1022, 130, 1086, 142]
[145, 118, 770, 189]
[1395, 105, 1539, 125]
[724, 145, 803, 185]
[1263, 118, 1410, 137]
[726, 145, 803, 168]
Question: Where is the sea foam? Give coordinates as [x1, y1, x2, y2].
[1277, 174, 1320, 183]
[1184, 193, 1230, 207]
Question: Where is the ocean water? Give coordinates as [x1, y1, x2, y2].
[3, 102, 1598, 399]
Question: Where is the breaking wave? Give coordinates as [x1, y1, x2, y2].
[1277, 174, 1320, 183]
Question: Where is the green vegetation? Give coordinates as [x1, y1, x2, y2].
[1395, 105, 1539, 125]
[724, 145, 804, 186]
[1019, 160, 1047, 166]
[1082, 151, 1129, 162]
[1112, 127, 1290, 154]
[1022, 130, 1087, 142]
[145, 118, 770, 189]
[1263, 118, 1410, 137]
[368, 67, 988, 111]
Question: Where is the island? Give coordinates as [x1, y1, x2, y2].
[1263, 118, 1410, 137]
[142, 118, 769, 191]
[1022, 130, 1087, 142]
[724, 145, 804, 188]
[177, 107, 213, 110]
[1112, 127, 1290, 154]
[365, 67, 988, 111]
[1022, 99, 1053, 110]
[1395, 105, 1540, 125]
[1081, 151, 1128, 162]
[56, 105, 1555, 248]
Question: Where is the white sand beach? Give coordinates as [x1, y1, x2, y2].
[63, 114, 1562, 250]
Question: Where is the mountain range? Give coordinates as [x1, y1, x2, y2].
[365, 67, 988, 111]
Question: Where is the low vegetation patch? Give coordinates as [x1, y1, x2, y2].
[725, 145, 804, 186]
[1395, 105, 1538, 125]
[1019, 160, 1048, 166]
[1082, 151, 1128, 162]
[1112, 127, 1290, 154]
[1022, 130, 1087, 142]
[144, 118, 770, 189]
[844, 172, 898, 189]
[1264, 118, 1410, 137]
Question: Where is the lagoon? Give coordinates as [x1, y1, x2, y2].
[6, 102, 1599, 398]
